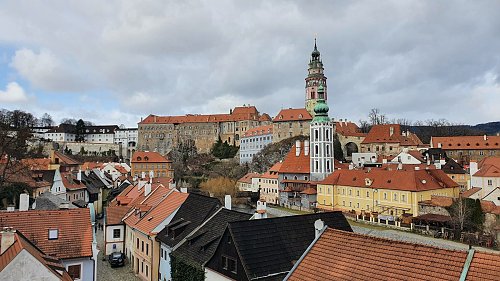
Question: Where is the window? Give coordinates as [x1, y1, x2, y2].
[48, 229, 58, 240]
[488, 180, 493, 186]
[357, 190, 360, 197]
[67, 264, 81, 280]
[401, 194, 406, 202]
[142, 241, 144, 252]
[146, 265, 148, 277]
[160, 248, 163, 258]
[393, 194, 398, 201]
[383, 193, 387, 200]
[366, 191, 370, 198]
[113, 229, 120, 238]
[146, 243, 149, 255]
[136, 238, 139, 249]
[222, 256, 237, 273]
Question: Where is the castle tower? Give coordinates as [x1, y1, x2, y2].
[305, 38, 328, 116]
[310, 84, 334, 181]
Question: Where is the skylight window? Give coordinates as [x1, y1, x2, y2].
[48, 229, 58, 240]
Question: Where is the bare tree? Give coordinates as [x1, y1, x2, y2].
[39, 113, 54, 127]
[368, 108, 387, 125]
[61, 118, 77, 125]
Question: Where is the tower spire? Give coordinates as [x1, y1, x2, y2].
[305, 37, 327, 116]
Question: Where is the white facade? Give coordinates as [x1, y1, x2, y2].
[104, 224, 125, 255]
[310, 122, 334, 181]
[0, 249, 61, 281]
[391, 150, 422, 164]
[159, 244, 173, 281]
[205, 268, 234, 281]
[351, 152, 378, 167]
[44, 132, 76, 142]
[51, 169, 66, 197]
[62, 258, 94, 281]
[115, 128, 138, 160]
[239, 130, 272, 164]
[101, 163, 130, 181]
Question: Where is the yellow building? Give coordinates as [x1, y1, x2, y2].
[317, 168, 459, 217]
[131, 151, 173, 179]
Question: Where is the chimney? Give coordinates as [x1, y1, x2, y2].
[6, 205, 15, 212]
[314, 219, 324, 239]
[144, 183, 152, 196]
[484, 135, 487, 141]
[255, 199, 268, 219]
[437, 143, 442, 148]
[180, 187, 188, 193]
[224, 195, 232, 210]
[397, 163, 403, 170]
[1, 227, 16, 255]
[77, 170, 82, 181]
[382, 159, 388, 164]
[149, 170, 154, 181]
[295, 140, 301, 156]
[141, 171, 146, 179]
[389, 126, 394, 137]
[349, 163, 354, 170]
[19, 194, 29, 211]
[304, 140, 309, 156]
[415, 166, 420, 171]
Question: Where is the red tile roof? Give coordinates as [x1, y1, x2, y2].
[0, 231, 73, 281]
[334, 121, 366, 137]
[139, 106, 264, 124]
[288, 228, 475, 281]
[480, 200, 500, 215]
[362, 124, 423, 145]
[0, 209, 93, 259]
[473, 164, 500, 177]
[300, 187, 317, 195]
[60, 172, 86, 190]
[260, 162, 282, 179]
[259, 113, 272, 122]
[273, 108, 312, 122]
[320, 168, 458, 192]
[238, 172, 261, 184]
[467, 251, 500, 280]
[20, 158, 50, 170]
[432, 136, 500, 150]
[133, 191, 188, 235]
[462, 187, 482, 198]
[132, 151, 171, 163]
[106, 205, 131, 225]
[242, 125, 273, 137]
[82, 161, 103, 170]
[53, 151, 80, 165]
[279, 142, 310, 174]
[477, 156, 500, 169]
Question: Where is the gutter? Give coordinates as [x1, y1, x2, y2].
[459, 247, 475, 281]
[283, 225, 327, 281]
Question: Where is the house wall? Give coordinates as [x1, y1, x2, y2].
[158, 244, 172, 281]
[391, 151, 422, 164]
[351, 153, 378, 167]
[446, 149, 499, 163]
[61, 142, 120, 156]
[317, 184, 459, 216]
[0, 250, 60, 281]
[62, 257, 94, 281]
[105, 224, 125, 255]
[257, 177, 279, 204]
[272, 121, 310, 143]
[66, 189, 87, 203]
[239, 132, 272, 164]
[472, 175, 500, 205]
[51, 169, 66, 196]
[205, 268, 235, 281]
[205, 230, 248, 281]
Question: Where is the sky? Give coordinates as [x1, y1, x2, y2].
[0, 0, 499, 127]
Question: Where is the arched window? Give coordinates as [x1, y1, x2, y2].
[315, 145, 319, 155]
[314, 129, 319, 140]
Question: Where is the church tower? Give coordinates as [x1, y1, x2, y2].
[309, 84, 334, 181]
[305, 39, 328, 116]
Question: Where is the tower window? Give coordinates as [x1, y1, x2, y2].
[315, 145, 319, 155]
[315, 130, 319, 140]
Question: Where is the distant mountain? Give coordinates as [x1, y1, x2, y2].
[472, 122, 500, 136]
[403, 121, 499, 144]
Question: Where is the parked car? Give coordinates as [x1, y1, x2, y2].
[108, 252, 125, 267]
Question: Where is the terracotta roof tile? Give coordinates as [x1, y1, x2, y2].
[20, 158, 50, 170]
[280, 142, 310, 174]
[468, 251, 500, 280]
[273, 108, 312, 122]
[473, 164, 500, 177]
[139, 106, 264, 124]
[0, 209, 93, 259]
[300, 187, 317, 195]
[320, 168, 458, 192]
[106, 205, 130, 225]
[237, 172, 261, 184]
[242, 125, 273, 137]
[288, 228, 469, 281]
[462, 187, 482, 198]
[362, 124, 423, 146]
[334, 121, 366, 137]
[432, 136, 500, 150]
[132, 151, 171, 163]
[0, 231, 73, 280]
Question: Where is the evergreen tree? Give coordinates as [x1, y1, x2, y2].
[75, 119, 86, 142]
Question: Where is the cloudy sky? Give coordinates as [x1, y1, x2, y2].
[0, 0, 499, 127]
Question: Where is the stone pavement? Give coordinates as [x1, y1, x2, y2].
[95, 222, 139, 281]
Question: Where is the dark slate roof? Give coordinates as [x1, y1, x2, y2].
[108, 181, 131, 201]
[156, 193, 222, 247]
[441, 159, 467, 174]
[37, 170, 55, 185]
[226, 212, 352, 281]
[34, 192, 77, 210]
[172, 208, 252, 267]
[81, 171, 107, 194]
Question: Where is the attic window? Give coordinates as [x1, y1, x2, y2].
[476, 143, 479, 146]
[137, 157, 142, 161]
[147, 217, 153, 221]
[421, 180, 427, 184]
[48, 229, 58, 240]
[279, 115, 283, 120]
[457, 144, 461, 146]
[466, 143, 470, 146]
[144, 156, 149, 161]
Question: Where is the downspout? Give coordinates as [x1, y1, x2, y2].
[459, 247, 475, 281]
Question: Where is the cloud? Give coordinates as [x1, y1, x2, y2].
[0, 0, 499, 126]
[0, 82, 29, 103]
[10, 48, 95, 92]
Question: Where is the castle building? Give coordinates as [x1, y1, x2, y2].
[305, 39, 328, 116]
[137, 106, 271, 154]
[310, 85, 334, 181]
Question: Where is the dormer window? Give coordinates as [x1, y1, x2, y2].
[48, 229, 58, 240]
[279, 115, 283, 120]
[144, 156, 149, 161]
[137, 157, 142, 161]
